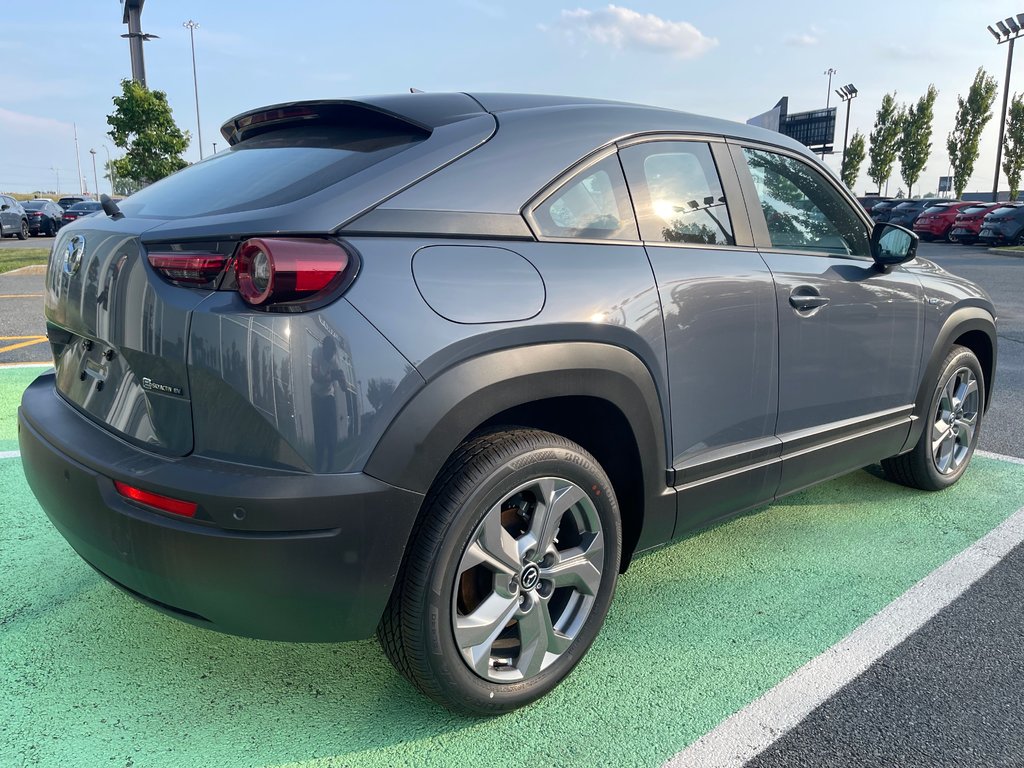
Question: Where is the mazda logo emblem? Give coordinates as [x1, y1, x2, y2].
[63, 235, 86, 276]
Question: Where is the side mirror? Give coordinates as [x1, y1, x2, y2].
[871, 222, 918, 269]
[0, 204, 8, 211]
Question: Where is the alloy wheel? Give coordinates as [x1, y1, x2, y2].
[452, 476, 604, 682]
[932, 366, 980, 475]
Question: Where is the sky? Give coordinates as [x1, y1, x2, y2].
[2, 1, 1023, 197]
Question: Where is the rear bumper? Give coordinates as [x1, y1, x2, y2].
[18, 373, 424, 642]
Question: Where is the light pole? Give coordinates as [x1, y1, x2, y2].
[835, 84, 859, 156]
[822, 68, 837, 158]
[101, 145, 114, 197]
[184, 20, 203, 160]
[988, 14, 1024, 202]
[89, 149, 100, 204]
[51, 166, 61, 195]
[73, 122, 84, 194]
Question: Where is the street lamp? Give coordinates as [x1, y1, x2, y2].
[987, 14, 1024, 201]
[50, 166, 61, 195]
[822, 68, 837, 158]
[101, 145, 114, 197]
[183, 20, 203, 160]
[89, 149, 99, 203]
[835, 83, 859, 156]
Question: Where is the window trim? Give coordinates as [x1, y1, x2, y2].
[522, 146, 640, 244]
[727, 139, 875, 261]
[616, 135, 754, 249]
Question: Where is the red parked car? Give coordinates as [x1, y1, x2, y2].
[948, 203, 1012, 244]
[912, 201, 972, 241]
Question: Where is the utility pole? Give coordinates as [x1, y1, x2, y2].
[102, 145, 114, 197]
[184, 20, 203, 160]
[121, 0, 158, 87]
[822, 68, 837, 159]
[73, 123, 84, 194]
[90, 150, 100, 204]
[51, 166, 61, 195]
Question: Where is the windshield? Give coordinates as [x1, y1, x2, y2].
[116, 125, 426, 219]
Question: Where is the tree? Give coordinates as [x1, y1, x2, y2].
[841, 131, 866, 189]
[899, 85, 938, 198]
[868, 93, 904, 194]
[947, 68, 998, 199]
[106, 79, 190, 188]
[1002, 93, 1024, 201]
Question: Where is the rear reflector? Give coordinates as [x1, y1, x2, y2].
[114, 481, 198, 517]
[147, 252, 229, 288]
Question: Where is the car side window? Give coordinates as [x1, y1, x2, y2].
[619, 140, 735, 245]
[742, 148, 870, 256]
[531, 154, 638, 241]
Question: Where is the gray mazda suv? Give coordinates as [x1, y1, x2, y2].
[19, 93, 996, 714]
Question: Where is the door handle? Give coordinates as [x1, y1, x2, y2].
[789, 287, 830, 311]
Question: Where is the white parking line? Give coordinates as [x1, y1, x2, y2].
[663, 498, 1024, 768]
[0, 450, 20, 460]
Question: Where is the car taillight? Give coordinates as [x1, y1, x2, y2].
[147, 251, 229, 288]
[114, 480, 197, 517]
[234, 237, 352, 309]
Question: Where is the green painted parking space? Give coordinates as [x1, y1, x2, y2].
[3, 367, 1024, 768]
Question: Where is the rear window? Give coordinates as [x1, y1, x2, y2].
[987, 206, 1022, 218]
[116, 125, 426, 219]
[961, 206, 991, 215]
[893, 202, 918, 210]
[69, 202, 102, 211]
[23, 201, 46, 210]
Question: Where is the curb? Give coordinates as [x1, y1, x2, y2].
[988, 248, 1024, 258]
[1, 265, 47, 276]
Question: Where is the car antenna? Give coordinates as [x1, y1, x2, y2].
[410, 87, 425, 93]
[100, 193, 124, 221]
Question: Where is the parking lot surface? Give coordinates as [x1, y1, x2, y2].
[2, 241, 1024, 767]
[2, 362, 1024, 767]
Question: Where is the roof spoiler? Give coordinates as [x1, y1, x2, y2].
[220, 93, 487, 146]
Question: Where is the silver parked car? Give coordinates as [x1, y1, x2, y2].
[20, 93, 996, 714]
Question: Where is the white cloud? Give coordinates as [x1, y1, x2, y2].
[0, 108, 71, 136]
[553, 5, 717, 59]
[786, 32, 819, 47]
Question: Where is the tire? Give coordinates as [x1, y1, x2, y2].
[378, 428, 622, 715]
[17, 219, 28, 240]
[882, 345, 984, 491]
[946, 229, 957, 243]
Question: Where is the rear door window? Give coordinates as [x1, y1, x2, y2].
[619, 141, 735, 245]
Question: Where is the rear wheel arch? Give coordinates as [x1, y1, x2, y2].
[363, 342, 675, 567]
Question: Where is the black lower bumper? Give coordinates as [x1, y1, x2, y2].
[18, 374, 423, 642]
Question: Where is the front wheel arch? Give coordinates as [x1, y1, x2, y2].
[901, 309, 996, 454]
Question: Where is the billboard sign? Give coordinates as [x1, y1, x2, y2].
[781, 107, 837, 153]
[938, 176, 953, 193]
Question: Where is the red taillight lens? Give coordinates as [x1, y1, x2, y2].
[235, 238, 350, 308]
[114, 481, 198, 517]
[148, 252, 229, 287]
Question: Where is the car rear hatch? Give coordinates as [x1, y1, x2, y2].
[44, 94, 495, 457]
[44, 217, 207, 455]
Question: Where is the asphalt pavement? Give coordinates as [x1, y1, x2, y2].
[0, 235, 54, 250]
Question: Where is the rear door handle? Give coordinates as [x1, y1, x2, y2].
[789, 287, 830, 311]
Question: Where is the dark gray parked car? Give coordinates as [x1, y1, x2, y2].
[0, 195, 29, 239]
[885, 198, 949, 228]
[19, 93, 997, 714]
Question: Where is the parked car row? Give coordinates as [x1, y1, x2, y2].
[0, 195, 111, 239]
[859, 196, 1024, 246]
